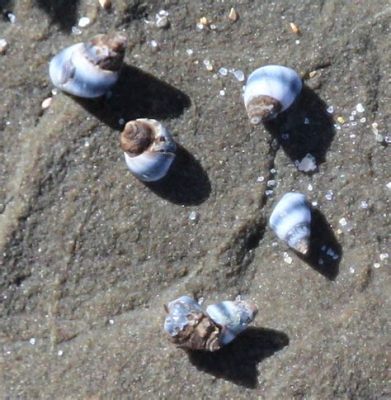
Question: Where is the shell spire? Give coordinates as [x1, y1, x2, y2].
[269, 192, 311, 255]
[244, 65, 302, 124]
[120, 119, 176, 182]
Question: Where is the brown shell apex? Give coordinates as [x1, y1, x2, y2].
[120, 121, 154, 156]
[168, 311, 222, 352]
[88, 33, 127, 71]
[246, 95, 282, 124]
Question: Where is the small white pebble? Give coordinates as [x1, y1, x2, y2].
[71, 26, 82, 35]
[155, 14, 169, 29]
[379, 253, 389, 261]
[327, 105, 334, 114]
[158, 9, 169, 17]
[307, 184, 313, 191]
[339, 217, 347, 226]
[109, 319, 114, 325]
[270, 168, 276, 174]
[257, 176, 265, 183]
[295, 39, 300, 45]
[325, 190, 334, 201]
[373, 262, 381, 269]
[283, 252, 293, 264]
[360, 200, 369, 209]
[0, 38, 8, 54]
[57, 350, 64, 356]
[267, 180, 276, 187]
[186, 49, 194, 56]
[311, 201, 318, 207]
[6, 12, 16, 24]
[149, 40, 159, 49]
[360, 117, 366, 123]
[219, 89, 226, 96]
[349, 266, 355, 274]
[349, 115, 355, 121]
[265, 189, 274, 196]
[356, 103, 365, 113]
[304, 117, 310, 125]
[78, 17, 91, 28]
[41, 97, 53, 110]
[295, 153, 317, 172]
[232, 69, 245, 82]
[218, 67, 228, 76]
[29, 338, 36, 345]
[189, 211, 199, 222]
[196, 22, 204, 31]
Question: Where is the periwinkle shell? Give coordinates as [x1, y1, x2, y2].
[269, 192, 311, 255]
[120, 119, 176, 182]
[49, 33, 127, 98]
[244, 65, 302, 124]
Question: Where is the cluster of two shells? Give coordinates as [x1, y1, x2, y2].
[49, 33, 176, 182]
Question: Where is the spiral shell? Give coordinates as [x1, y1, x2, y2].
[269, 192, 311, 255]
[120, 119, 176, 182]
[49, 33, 127, 98]
[243, 65, 302, 124]
[164, 296, 258, 351]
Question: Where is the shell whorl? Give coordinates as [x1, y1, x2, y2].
[246, 95, 282, 124]
[120, 120, 155, 155]
[84, 33, 127, 71]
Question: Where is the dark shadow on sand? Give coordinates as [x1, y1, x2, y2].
[35, 0, 80, 32]
[145, 144, 211, 206]
[187, 327, 289, 388]
[74, 64, 191, 130]
[264, 85, 335, 171]
[297, 208, 342, 280]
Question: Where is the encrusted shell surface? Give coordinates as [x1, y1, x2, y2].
[269, 192, 311, 255]
[243, 65, 302, 124]
[49, 33, 127, 98]
[206, 299, 258, 345]
[164, 296, 222, 352]
[120, 118, 176, 182]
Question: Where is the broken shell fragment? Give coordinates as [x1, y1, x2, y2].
[164, 295, 258, 351]
[243, 65, 302, 124]
[120, 119, 176, 182]
[269, 192, 311, 255]
[49, 33, 127, 98]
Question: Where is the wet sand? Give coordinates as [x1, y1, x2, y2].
[0, 1, 390, 399]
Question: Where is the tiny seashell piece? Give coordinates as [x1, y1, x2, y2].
[243, 65, 302, 124]
[164, 296, 222, 351]
[49, 33, 127, 98]
[120, 119, 176, 182]
[269, 192, 311, 255]
[206, 299, 258, 345]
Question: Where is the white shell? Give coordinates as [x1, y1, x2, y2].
[243, 65, 302, 124]
[269, 192, 311, 255]
[164, 295, 258, 351]
[206, 298, 258, 345]
[120, 119, 176, 182]
[49, 33, 127, 98]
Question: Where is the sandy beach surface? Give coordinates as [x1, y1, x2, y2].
[0, 1, 390, 399]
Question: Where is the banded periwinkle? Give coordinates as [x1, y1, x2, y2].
[243, 65, 302, 124]
[164, 295, 258, 351]
[269, 192, 311, 255]
[120, 118, 176, 182]
[49, 33, 127, 98]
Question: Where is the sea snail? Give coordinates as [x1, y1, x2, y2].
[243, 65, 302, 124]
[164, 295, 258, 351]
[49, 33, 127, 98]
[269, 192, 311, 255]
[120, 119, 176, 182]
